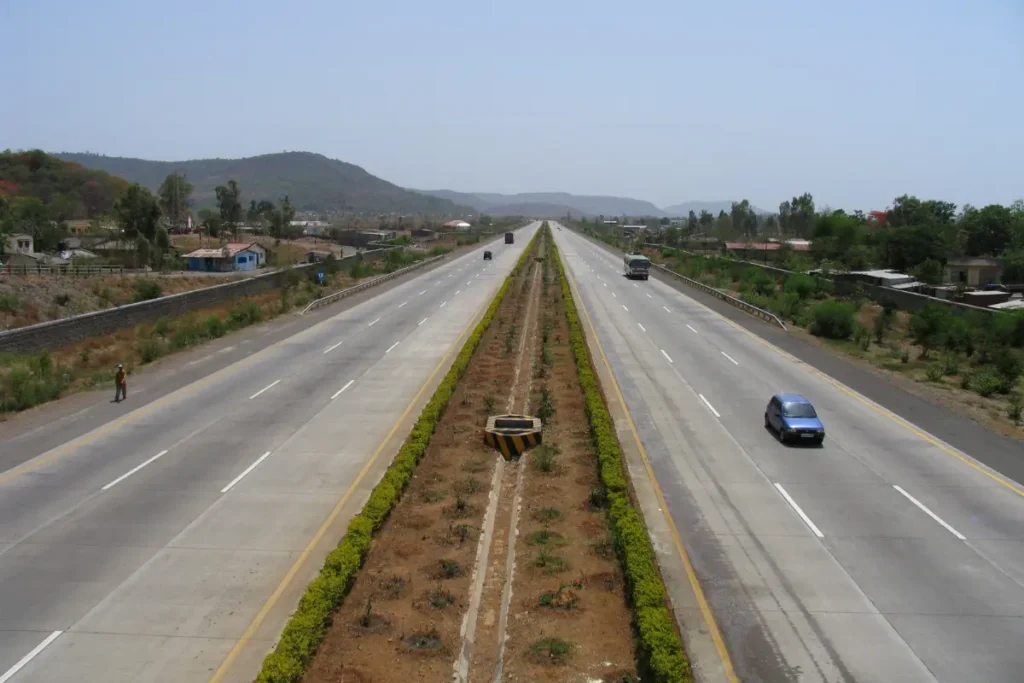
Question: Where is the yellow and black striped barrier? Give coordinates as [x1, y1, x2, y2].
[484, 414, 543, 460]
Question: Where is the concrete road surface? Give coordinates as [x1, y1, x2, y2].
[552, 224, 1024, 683]
[0, 223, 538, 683]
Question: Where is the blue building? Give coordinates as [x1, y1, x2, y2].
[185, 242, 267, 272]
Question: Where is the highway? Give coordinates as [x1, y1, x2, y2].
[552, 224, 1024, 683]
[0, 223, 538, 683]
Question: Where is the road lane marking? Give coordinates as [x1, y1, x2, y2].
[419, 290, 426, 295]
[368, 317, 381, 327]
[774, 483, 824, 538]
[0, 631, 62, 683]
[637, 323, 646, 332]
[323, 340, 343, 354]
[455, 289, 461, 295]
[661, 349, 673, 363]
[646, 292, 652, 298]
[222, 452, 272, 493]
[893, 485, 966, 540]
[331, 380, 355, 400]
[612, 292, 617, 298]
[623, 305, 629, 312]
[698, 394, 721, 418]
[418, 318, 428, 326]
[648, 265, 1024, 500]
[249, 379, 281, 398]
[562, 264, 739, 682]
[467, 280, 471, 285]
[386, 341, 400, 354]
[686, 324, 698, 334]
[399, 301, 408, 308]
[101, 450, 169, 490]
[721, 352, 739, 365]
[663, 306, 671, 312]
[633, 283, 638, 288]
[440, 301, 447, 308]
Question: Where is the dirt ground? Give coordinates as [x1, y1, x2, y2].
[302, 228, 638, 683]
[0, 272, 246, 331]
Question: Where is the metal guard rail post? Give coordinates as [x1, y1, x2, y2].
[300, 255, 446, 315]
[651, 263, 787, 330]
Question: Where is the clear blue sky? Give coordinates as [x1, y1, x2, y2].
[2, 0, 1022, 212]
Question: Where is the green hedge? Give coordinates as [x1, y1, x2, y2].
[254, 228, 540, 683]
[551, 235, 693, 683]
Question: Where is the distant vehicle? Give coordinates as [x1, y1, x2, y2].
[505, 232, 514, 244]
[764, 394, 825, 444]
[483, 250, 492, 260]
[623, 253, 650, 280]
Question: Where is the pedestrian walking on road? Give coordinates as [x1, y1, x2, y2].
[114, 363, 127, 402]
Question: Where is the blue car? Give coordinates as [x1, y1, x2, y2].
[764, 393, 825, 444]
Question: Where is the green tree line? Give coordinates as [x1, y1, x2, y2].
[582, 193, 1024, 284]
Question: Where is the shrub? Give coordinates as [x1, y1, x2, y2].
[809, 301, 856, 339]
[992, 348, 1023, 392]
[782, 274, 817, 300]
[0, 293, 19, 313]
[909, 305, 951, 358]
[971, 369, 1002, 397]
[204, 314, 227, 339]
[1008, 392, 1023, 425]
[132, 278, 162, 302]
[138, 337, 165, 364]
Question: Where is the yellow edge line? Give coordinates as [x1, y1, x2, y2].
[660, 268, 1024, 499]
[207, 277, 500, 683]
[563, 255, 740, 683]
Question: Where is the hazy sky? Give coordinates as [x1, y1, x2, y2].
[2, 0, 1022, 212]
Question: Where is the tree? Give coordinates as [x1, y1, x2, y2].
[698, 210, 713, 231]
[114, 184, 161, 266]
[912, 258, 945, 285]
[686, 210, 698, 235]
[115, 184, 161, 242]
[158, 173, 194, 228]
[961, 204, 1015, 256]
[1003, 250, 1024, 284]
[267, 195, 296, 239]
[215, 179, 243, 238]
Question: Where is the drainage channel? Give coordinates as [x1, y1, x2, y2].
[455, 245, 545, 683]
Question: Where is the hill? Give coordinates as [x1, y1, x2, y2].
[662, 200, 770, 216]
[416, 190, 663, 217]
[56, 152, 469, 215]
[485, 202, 593, 218]
[0, 149, 129, 219]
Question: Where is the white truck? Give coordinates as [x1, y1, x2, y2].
[623, 253, 650, 280]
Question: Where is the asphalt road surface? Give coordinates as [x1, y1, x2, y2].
[553, 224, 1024, 683]
[0, 223, 538, 683]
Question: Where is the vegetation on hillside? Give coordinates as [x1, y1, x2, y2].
[58, 151, 472, 215]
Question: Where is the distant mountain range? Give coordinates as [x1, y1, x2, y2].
[53, 150, 768, 218]
[55, 152, 472, 215]
[416, 190, 768, 218]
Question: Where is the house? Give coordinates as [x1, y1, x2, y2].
[5, 233, 34, 255]
[945, 256, 1003, 288]
[305, 250, 333, 264]
[835, 269, 925, 291]
[442, 220, 472, 232]
[184, 242, 266, 272]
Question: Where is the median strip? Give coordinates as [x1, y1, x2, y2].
[552, 236, 693, 682]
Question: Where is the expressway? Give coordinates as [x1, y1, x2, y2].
[552, 224, 1024, 683]
[0, 222, 538, 683]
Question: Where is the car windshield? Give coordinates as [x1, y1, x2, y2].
[782, 402, 817, 418]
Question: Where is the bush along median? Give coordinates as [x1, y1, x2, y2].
[551, 238, 693, 682]
[253, 227, 541, 683]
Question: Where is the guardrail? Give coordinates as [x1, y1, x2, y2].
[300, 254, 447, 314]
[650, 263, 787, 330]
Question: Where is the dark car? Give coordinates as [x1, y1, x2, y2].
[764, 393, 825, 444]
[483, 250, 492, 260]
